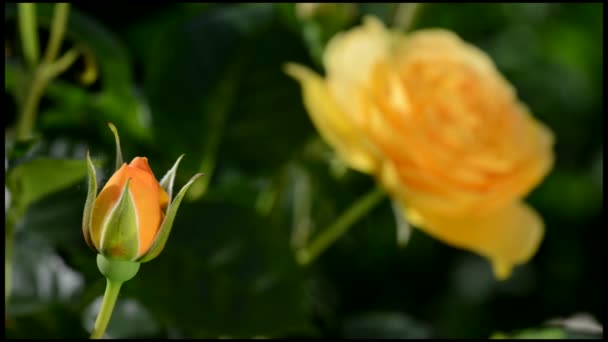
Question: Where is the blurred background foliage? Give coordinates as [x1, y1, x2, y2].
[4, 2, 603, 339]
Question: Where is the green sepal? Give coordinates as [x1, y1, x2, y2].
[99, 178, 140, 261]
[159, 154, 185, 206]
[97, 254, 140, 283]
[82, 150, 98, 251]
[137, 173, 203, 263]
[107, 122, 123, 171]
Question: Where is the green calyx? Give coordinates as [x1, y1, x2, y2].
[99, 178, 140, 261]
[135, 154, 203, 263]
[82, 150, 98, 251]
[82, 123, 123, 253]
[96, 254, 140, 283]
[107, 122, 123, 172]
[137, 171, 203, 263]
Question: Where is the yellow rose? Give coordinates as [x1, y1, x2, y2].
[285, 16, 555, 279]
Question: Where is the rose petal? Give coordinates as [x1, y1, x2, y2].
[91, 161, 166, 257]
[401, 201, 544, 280]
[284, 63, 380, 174]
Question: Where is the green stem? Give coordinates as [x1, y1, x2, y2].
[16, 69, 47, 140]
[5, 200, 27, 308]
[17, 3, 39, 68]
[296, 186, 387, 265]
[5, 223, 14, 307]
[90, 278, 122, 339]
[42, 3, 70, 65]
[15, 47, 80, 141]
[15, 3, 74, 141]
[392, 3, 424, 32]
[44, 47, 81, 79]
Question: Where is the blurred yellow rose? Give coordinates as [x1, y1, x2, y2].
[285, 16, 555, 280]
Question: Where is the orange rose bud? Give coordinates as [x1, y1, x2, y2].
[285, 17, 554, 279]
[88, 157, 168, 260]
[82, 124, 202, 263]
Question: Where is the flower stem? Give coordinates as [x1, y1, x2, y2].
[90, 278, 122, 339]
[392, 3, 424, 32]
[15, 46, 80, 139]
[15, 3, 75, 141]
[17, 3, 39, 68]
[5, 202, 26, 308]
[5, 224, 14, 306]
[16, 69, 46, 140]
[296, 186, 387, 265]
[42, 3, 70, 65]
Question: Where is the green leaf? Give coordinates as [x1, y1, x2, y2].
[19, 185, 90, 249]
[491, 327, 567, 339]
[141, 4, 276, 184]
[8, 232, 85, 317]
[529, 169, 603, 220]
[219, 15, 316, 174]
[275, 3, 299, 32]
[6, 158, 88, 211]
[124, 4, 210, 64]
[547, 313, 604, 339]
[6, 304, 87, 339]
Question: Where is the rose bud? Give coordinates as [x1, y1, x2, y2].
[82, 123, 202, 263]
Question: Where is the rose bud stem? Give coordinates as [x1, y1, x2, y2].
[84, 123, 202, 338]
[89, 254, 140, 339]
